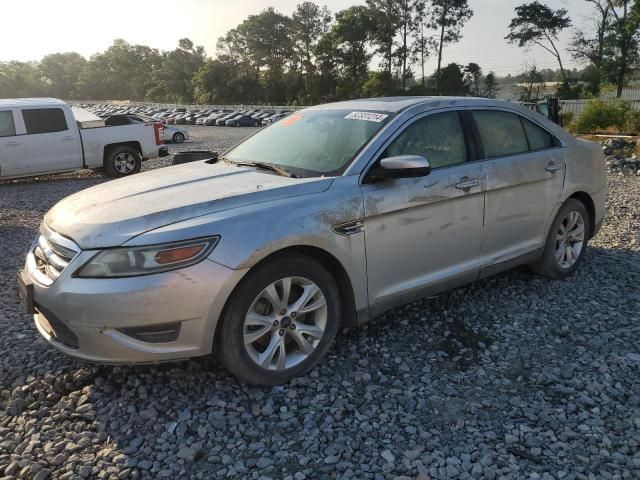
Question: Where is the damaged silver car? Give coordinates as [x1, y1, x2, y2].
[18, 97, 607, 385]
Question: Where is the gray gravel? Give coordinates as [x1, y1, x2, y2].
[1, 130, 639, 480]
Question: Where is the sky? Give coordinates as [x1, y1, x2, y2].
[1, 0, 595, 76]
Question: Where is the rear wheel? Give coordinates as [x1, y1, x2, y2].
[172, 132, 185, 143]
[531, 198, 590, 279]
[215, 254, 341, 385]
[103, 146, 141, 178]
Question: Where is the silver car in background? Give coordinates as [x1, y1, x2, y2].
[18, 97, 607, 385]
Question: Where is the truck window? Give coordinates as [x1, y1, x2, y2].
[22, 108, 68, 134]
[0, 111, 16, 137]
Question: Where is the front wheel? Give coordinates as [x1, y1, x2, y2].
[531, 198, 591, 279]
[172, 132, 185, 143]
[215, 254, 341, 385]
[103, 146, 141, 178]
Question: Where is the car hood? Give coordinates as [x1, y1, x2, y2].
[45, 162, 332, 249]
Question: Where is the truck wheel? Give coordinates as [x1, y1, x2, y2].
[104, 146, 142, 178]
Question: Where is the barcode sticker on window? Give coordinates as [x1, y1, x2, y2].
[344, 112, 389, 122]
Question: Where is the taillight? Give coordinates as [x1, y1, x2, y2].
[153, 123, 164, 145]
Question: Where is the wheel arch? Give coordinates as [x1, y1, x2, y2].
[103, 141, 142, 163]
[567, 191, 596, 238]
[213, 245, 358, 345]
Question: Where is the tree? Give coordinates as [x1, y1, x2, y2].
[333, 6, 375, 98]
[39, 53, 87, 99]
[429, 0, 473, 93]
[396, 0, 426, 91]
[366, 0, 401, 93]
[146, 39, 205, 102]
[437, 63, 468, 95]
[464, 62, 483, 96]
[520, 63, 543, 100]
[413, 24, 433, 88]
[234, 8, 295, 103]
[570, 1, 612, 94]
[605, 0, 640, 97]
[483, 71, 499, 98]
[314, 30, 340, 101]
[0, 61, 47, 98]
[506, 1, 572, 82]
[292, 2, 331, 96]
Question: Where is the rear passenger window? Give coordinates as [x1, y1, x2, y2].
[384, 111, 467, 169]
[22, 108, 68, 134]
[522, 118, 556, 151]
[0, 111, 15, 137]
[472, 111, 529, 158]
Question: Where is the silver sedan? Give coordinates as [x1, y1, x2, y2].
[162, 124, 189, 144]
[18, 97, 607, 385]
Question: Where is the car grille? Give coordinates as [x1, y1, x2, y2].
[32, 233, 79, 283]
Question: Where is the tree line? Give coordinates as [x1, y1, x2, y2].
[0, 0, 638, 104]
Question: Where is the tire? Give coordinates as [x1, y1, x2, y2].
[215, 254, 341, 386]
[172, 132, 185, 143]
[103, 146, 141, 178]
[530, 198, 591, 279]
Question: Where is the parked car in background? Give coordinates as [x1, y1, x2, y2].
[0, 98, 167, 179]
[226, 114, 260, 127]
[18, 97, 606, 386]
[105, 114, 189, 144]
[215, 112, 240, 126]
[262, 112, 291, 125]
[163, 124, 188, 143]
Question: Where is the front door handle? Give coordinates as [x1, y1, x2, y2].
[455, 178, 481, 190]
[5, 141, 20, 146]
[545, 162, 562, 173]
[61, 136, 75, 141]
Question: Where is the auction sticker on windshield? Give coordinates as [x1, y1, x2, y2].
[344, 112, 389, 122]
[280, 114, 303, 126]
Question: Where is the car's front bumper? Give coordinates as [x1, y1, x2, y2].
[21, 240, 247, 363]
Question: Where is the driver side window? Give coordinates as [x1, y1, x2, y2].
[383, 111, 467, 169]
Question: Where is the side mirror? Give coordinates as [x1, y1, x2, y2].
[377, 155, 431, 179]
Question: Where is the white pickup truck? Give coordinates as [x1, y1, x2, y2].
[0, 98, 168, 179]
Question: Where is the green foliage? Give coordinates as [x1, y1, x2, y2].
[437, 63, 468, 95]
[429, 0, 473, 92]
[560, 110, 574, 128]
[0, 1, 480, 104]
[572, 99, 640, 134]
[506, 2, 571, 81]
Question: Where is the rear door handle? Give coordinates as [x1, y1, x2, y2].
[61, 136, 75, 141]
[455, 178, 481, 190]
[545, 163, 562, 173]
[5, 141, 20, 146]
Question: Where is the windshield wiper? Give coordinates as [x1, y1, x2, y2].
[227, 159, 296, 178]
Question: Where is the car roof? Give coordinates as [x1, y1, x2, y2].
[308, 96, 517, 113]
[0, 97, 67, 108]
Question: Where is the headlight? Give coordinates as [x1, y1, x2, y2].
[74, 236, 219, 278]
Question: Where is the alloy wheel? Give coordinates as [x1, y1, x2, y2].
[243, 276, 327, 371]
[113, 152, 136, 174]
[555, 210, 585, 269]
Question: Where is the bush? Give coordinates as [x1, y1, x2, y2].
[571, 99, 637, 134]
[560, 111, 574, 129]
[623, 109, 640, 135]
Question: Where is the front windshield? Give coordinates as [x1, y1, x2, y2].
[225, 109, 391, 176]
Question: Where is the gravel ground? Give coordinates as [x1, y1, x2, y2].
[0, 129, 639, 480]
